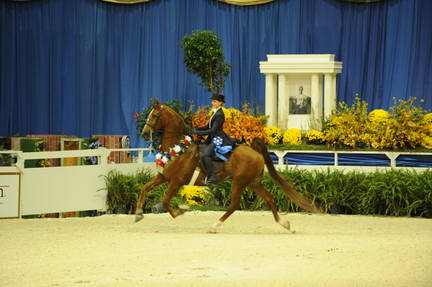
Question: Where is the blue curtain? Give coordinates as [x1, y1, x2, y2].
[1, 0, 431, 146]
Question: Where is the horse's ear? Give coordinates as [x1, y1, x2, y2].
[151, 98, 162, 111]
[151, 98, 160, 106]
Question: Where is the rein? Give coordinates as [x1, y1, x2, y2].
[144, 105, 189, 146]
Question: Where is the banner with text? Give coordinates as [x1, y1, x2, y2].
[0, 173, 20, 219]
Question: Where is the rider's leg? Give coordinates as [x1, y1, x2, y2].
[201, 143, 217, 184]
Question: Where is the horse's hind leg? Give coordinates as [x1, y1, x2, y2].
[249, 180, 291, 231]
[208, 180, 246, 233]
[135, 173, 166, 222]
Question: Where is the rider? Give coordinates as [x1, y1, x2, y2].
[192, 94, 235, 185]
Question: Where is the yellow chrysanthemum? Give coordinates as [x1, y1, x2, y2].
[264, 126, 282, 145]
[208, 107, 242, 120]
[226, 107, 241, 117]
[369, 109, 390, 122]
[179, 186, 207, 206]
[283, 128, 302, 145]
[209, 107, 226, 116]
[424, 113, 432, 122]
[421, 136, 432, 149]
[305, 129, 324, 141]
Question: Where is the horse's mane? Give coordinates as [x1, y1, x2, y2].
[160, 105, 188, 134]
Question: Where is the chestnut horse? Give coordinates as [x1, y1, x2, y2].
[135, 99, 322, 233]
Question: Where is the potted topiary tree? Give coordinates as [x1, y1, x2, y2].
[181, 30, 231, 94]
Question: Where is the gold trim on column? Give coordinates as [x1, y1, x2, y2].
[100, 0, 152, 4]
[218, 0, 274, 6]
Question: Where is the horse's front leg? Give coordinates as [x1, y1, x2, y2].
[162, 182, 185, 218]
[135, 173, 166, 222]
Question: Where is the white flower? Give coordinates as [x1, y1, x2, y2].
[185, 136, 192, 142]
[155, 153, 162, 160]
[173, 145, 181, 153]
[161, 156, 169, 164]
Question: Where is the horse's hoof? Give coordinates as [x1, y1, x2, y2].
[135, 214, 144, 223]
[208, 221, 222, 233]
[178, 204, 190, 212]
[279, 220, 290, 230]
[207, 227, 218, 234]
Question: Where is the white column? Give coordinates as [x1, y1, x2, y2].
[265, 74, 278, 126]
[324, 74, 336, 118]
[278, 74, 288, 130]
[332, 73, 337, 108]
[311, 74, 322, 130]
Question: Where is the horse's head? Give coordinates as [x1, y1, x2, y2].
[141, 99, 165, 140]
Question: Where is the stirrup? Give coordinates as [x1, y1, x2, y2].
[205, 176, 218, 185]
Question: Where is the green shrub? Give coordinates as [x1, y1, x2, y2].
[102, 170, 140, 214]
[102, 168, 432, 217]
[209, 168, 432, 217]
[272, 169, 431, 217]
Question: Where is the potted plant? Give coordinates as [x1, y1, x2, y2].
[181, 30, 231, 94]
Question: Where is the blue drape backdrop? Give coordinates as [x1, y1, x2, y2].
[1, 0, 431, 146]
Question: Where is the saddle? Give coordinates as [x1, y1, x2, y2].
[186, 144, 236, 186]
[198, 144, 235, 162]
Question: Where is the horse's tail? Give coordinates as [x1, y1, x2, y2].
[250, 138, 323, 214]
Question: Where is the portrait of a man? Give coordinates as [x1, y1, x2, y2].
[289, 86, 311, 114]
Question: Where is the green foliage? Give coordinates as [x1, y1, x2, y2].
[181, 30, 231, 94]
[0, 155, 11, 166]
[0, 138, 12, 166]
[208, 179, 233, 207]
[101, 168, 181, 214]
[278, 169, 432, 217]
[102, 168, 432, 218]
[210, 169, 432, 217]
[81, 137, 100, 165]
[101, 170, 141, 214]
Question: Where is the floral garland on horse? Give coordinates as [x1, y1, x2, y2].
[154, 135, 192, 168]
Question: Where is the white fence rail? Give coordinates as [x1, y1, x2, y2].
[0, 148, 155, 218]
[270, 150, 432, 172]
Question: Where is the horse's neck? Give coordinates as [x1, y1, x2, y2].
[160, 108, 187, 152]
[160, 134, 184, 152]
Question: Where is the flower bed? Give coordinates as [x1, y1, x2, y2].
[265, 97, 432, 151]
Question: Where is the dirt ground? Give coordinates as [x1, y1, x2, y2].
[1, 211, 432, 287]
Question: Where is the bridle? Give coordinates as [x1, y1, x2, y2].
[141, 107, 162, 142]
[144, 108, 161, 130]
[142, 105, 187, 142]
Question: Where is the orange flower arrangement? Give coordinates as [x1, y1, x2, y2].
[191, 105, 267, 144]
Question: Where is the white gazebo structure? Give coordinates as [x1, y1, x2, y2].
[259, 54, 342, 131]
